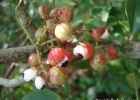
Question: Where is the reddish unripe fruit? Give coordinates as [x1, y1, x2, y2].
[48, 48, 72, 67]
[92, 25, 109, 42]
[64, 50, 72, 64]
[92, 28, 101, 42]
[105, 46, 118, 61]
[82, 42, 94, 59]
[35, 28, 48, 42]
[48, 48, 64, 65]
[58, 6, 73, 23]
[28, 53, 38, 66]
[38, 5, 49, 19]
[49, 66, 68, 86]
[90, 53, 106, 70]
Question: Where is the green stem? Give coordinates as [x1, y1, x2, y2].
[133, 72, 139, 100]
[94, 45, 104, 49]
[43, 69, 48, 76]
[40, 38, 58, 46]
[49, 0, 55, 11]
[36, 46, 42, 66]
[95, 41, 99, 52]
[96, 41, 98, 47]
[83, 0, 93, 29]
[15, 0, 35, 46]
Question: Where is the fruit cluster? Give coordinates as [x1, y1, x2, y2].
[23, 5, 118, 90]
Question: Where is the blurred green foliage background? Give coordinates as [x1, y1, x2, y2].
[0, 0, 140, 100]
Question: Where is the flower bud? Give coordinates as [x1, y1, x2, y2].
[35, 76, 46, 90]
[38, 5, 49, 19]
[73, 42, 93, 60]
[48, 48, 72, 67]
[90, 53, 106, 70]
[49, 66, 68, 86]
[105, 46, 118, 61]
[55, 23, 73, 42]
[58, 6, 73, 23]
[28, 53, 38, 66]
[23, 68, 36, 82]
[35, 28, 48, 42]
[92, 25, 109, 42]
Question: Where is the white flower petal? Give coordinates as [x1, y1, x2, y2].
[100, 29, 110, 39]
[23, 69, 36, 82]
[35, 76, 46, 90]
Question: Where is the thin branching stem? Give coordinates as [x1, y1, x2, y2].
[133, 72, 139, 100]
[15, 0, 35, 46]
[49, 0, 55, 10]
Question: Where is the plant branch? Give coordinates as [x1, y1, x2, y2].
[15, 0, 35, 45]
[8, 0, 37, 38]
[0, 75, 26, 88]
[0, 41, 140, 64]
[0, 45, 36, 64]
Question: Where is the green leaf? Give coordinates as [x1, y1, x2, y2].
[84, 18, 102, 29]
[8, 0, 19, 7]
[71, 59, 90, 69]
[125, 0, 140, 34]
[31, 0, 36, 3]
[28, 1, 35, 18]
[107, 16, 118, 28]
[22, 89, 62, 100]
[92, 3, 112, 23]
[109, 7, 125, 20]
[87, 87, 96, 100]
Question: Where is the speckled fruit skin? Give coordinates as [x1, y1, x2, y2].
[58, 6, 73, 23]
[49, 66, 68, 86]
[38, 5, 49, 19]
[28, 53, 38, 67]
[105, 46, 118, 61]
[90, 53, 106, 70]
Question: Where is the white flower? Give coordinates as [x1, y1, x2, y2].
[23, 68, 36, 82]
[35, 76, 46, 90]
